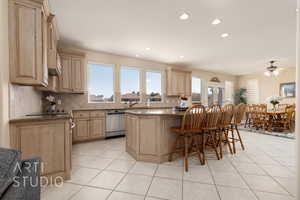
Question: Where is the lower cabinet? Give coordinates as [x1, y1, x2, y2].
[89, 118, 105, 138]
[10, 119, 71, 182]
[73, 111, 106, 143]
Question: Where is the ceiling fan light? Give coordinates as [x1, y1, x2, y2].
[264, 71, 271, 76]
[273, 70, 279, 76]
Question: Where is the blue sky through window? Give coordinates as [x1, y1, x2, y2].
[146, 71, 161, 94]
[88, 63, 114, 98]
[120, 67, 140, 94]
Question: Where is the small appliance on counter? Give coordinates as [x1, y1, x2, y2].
[175, 96, 189, 111]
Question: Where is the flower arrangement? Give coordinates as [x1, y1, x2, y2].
[46, 95, 56, 111]
[266, 96, 282, 109]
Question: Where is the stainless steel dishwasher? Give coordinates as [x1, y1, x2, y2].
[105, 110, 125, 138]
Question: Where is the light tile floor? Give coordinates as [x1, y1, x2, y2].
[42, 131, 297, 200]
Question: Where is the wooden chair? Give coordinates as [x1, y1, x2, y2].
[277, 106, 295, 131]
[218, 104, 234, 158]
[251, 104, 268, 130]
[169, 105, 206, 171]
[228, 104, 247, 153]
[201, 104, 222, 162]
[244, 104, 255, 128]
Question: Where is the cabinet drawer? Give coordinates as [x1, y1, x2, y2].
[73, 111, 89, 119]
[90, 111, 105, 118]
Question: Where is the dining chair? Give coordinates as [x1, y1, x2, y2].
[218, 104, 234, 158]
[228, 104, 247, 153]
[201, 104, 222, 162]
[169, 104, 206, 171]
[251, 104, 268, 130]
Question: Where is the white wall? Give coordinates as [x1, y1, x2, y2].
[0, 0, 10, 147]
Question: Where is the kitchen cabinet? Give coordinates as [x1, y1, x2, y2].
[47, 14, 61, 75]
[10, 119, 71, 181]
[9, 0, 49, 86]
[73, 111, 106, 143]
[59, 52, 86, 93]
[166, 68, 192, 96]
[74, 119, 89, 141]
[35, 75, 58, 92]
[89, 118, 105, 138]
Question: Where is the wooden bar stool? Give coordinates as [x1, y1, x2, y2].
[201, 104, 222, 163]
[169, 105, 206, 172]
[229, 104, 247, 153]
[218, 104, 234, 158]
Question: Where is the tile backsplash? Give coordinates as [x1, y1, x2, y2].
[9, 84, 43, 118]
[42, 93, 179, 112]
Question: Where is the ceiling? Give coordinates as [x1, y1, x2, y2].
[49, 0, 297, 75]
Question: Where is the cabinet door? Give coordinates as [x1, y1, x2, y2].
[59, 56, 72, 92]
[176, 72, 186, 96]
[9, 0, 48, 86]
[71, 57, 85, 93]
[19, 123, 65, 175]
[73, 119, 89, 141]
[89, 118, 105, 138]
[185, 73, 192, 96]
[125, 115, 138, 152]
[47, 15, 58, 74]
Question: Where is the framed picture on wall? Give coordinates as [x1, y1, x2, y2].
[280, 82, 296, 98]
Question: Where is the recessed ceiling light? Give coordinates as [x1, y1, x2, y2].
[145, 47, 151, 50]
[180, 55, 184, 59]
[135, 54, 140, 57]
[212, 19, 222, 25]
[221, 33, 229, 38]
[296, 8, 299, 12]
[179, 12, 190, 20]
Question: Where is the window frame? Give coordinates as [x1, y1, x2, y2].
[191, 76, 202, 103]
[145, 70, 163, 103]
[87, 61, 115, 104]
[120, 66, 142, 103]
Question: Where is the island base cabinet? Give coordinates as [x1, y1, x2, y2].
[10, 120, 71, 183]
[125, 114, 181, 163]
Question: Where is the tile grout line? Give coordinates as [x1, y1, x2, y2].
[227, 155, 260, 200]
[143, 163, 159, 200]
[206, 159, 222, 200]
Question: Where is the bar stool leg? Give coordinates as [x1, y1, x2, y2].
[184, 135, 189, 172]
[201, 134, 206, 165]
[231, 126, 236, 154]
[225, 129, 233, 154]
[211, 131, 220, 160]
[235, 125, 245, 150]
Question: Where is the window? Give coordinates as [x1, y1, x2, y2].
[88, 63, 114, 103]
[120, 67, 140, 102]
[246, 79, 259, 104]
[192, 77, 201, 102]
[225, 81, 234, 104]
[146, 71, 162, 102]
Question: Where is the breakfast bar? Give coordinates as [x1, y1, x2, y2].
[125, 109, 185, 163]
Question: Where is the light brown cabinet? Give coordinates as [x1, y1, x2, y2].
[47, 14, 61, 75]
[73, 111, 106, 143]
[9, 0, 49, 86]
[10, 119, 71, 181]
[59, 53, 86, 93]
[35, 75, 58, 92]
[166, 68, 192, 96]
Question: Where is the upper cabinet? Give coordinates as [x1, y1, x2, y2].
[9, 0, 49, 86]
[59, 52, 86, 93]
[47, 14, 61, 75]
[166, 68, 192, 96]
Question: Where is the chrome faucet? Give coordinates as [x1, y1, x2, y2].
[128, 101, 138, 108]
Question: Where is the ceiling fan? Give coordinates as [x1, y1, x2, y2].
[264, 60, 280, 77]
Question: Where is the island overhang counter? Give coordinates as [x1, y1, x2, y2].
[125, 109, 185, 163]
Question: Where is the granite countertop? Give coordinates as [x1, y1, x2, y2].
[125, 109, 185, 116]
[72, 106, 173, 112]
[9, 114, 71, 123]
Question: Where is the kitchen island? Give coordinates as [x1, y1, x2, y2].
[125, 109, 185, 163]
